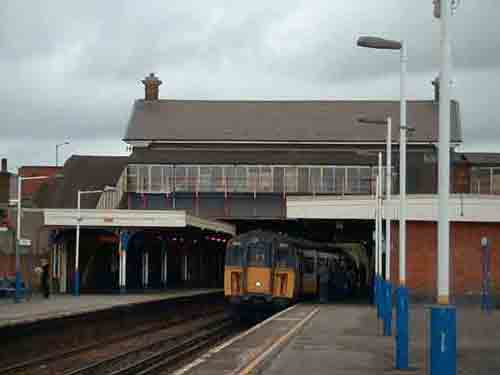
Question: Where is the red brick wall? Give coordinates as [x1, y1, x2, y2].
[389, 221, 500, 299]
[18, 166, 61, 198]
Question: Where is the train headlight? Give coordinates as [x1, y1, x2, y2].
[255, 281, 262, 287]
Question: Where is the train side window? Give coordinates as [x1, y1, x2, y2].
[303, 258, 315, 274]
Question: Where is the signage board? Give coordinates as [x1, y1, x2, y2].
[19, 238, 31, 246]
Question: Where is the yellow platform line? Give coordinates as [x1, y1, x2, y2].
[236, 306, 320, 375]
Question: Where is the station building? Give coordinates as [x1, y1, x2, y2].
[7, 73, 499, 303]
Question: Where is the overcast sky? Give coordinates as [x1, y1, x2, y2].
[1, 1, 499, 171]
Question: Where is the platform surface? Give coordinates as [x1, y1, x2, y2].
[174, 303, 500, 375]
[0, 288, 222, 328]
[263, 304, 500, 375]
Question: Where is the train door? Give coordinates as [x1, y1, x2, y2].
[301, 250, 317, 296]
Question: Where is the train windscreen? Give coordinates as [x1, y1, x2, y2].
[247, 242, 271, 267]
[275, 243, 295, 268]
[225, 241, 244, 266]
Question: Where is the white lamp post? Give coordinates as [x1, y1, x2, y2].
[74, 186, 116, 296]
[430, 1, 457, 374]
[56, 141, 70, 167]
[358, 116, 393, 336]
[15, 175, 50, 302]
[357, 35, 409, 369]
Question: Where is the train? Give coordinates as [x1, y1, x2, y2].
[224, 230, 369, 310]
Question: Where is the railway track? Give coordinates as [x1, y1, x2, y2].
[72, 319, 236, 375]
[0, 308, 229, 375]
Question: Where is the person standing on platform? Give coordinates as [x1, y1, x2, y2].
[318, 261, 330, 303]
[40, 259, 50, 298]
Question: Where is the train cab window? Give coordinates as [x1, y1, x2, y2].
[275, 244, 295, 268]
[247, 242, 271, 267]
[225, 242, 243, 266]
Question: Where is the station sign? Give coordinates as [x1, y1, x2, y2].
[0, 227, 8, 232]
[19, 238, 32, 246]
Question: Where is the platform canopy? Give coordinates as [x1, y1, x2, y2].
[43, 209, 236, 235]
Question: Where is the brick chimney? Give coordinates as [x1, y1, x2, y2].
[432, 76, 440, 102]
[1, 158, 6, 173]
[142, 73, 162, 101]
[0, 158, 9, 208]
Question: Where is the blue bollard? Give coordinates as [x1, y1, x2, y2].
[379, 278, 385, 321]
[74, 269, 80, 296]
[396, 286, 409, 369]
[120, 286, 126, 294]
[384, 282, 392, 336]
[14, 270, 22, 303]
[430, 305, 456, 375]
[373, 275, 378, 306]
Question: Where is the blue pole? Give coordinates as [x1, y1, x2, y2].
[379, 278, 385, 321]
[430, 305, 456, 375]
[14, 270, 22, 303]
[74, 269, 80, 296]
[384, 282, 392, 336]
[396, 285, 409, 369]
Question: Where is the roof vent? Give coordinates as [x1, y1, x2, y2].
[141, 73, 162, 101]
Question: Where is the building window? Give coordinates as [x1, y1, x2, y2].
[322, 167, 335, 193]
[224, 166, 235, 192]
[234, 167, 247, 192]
[472, 167, 491, 194]
[127, 165, 138, 192]
[285, 167, 298, 193]
[150, 166, 162, 192]
[138, 166, 149, 192]
[493, 168, 500, 194]
[334, 167, 345, 194]
[259, 166, 273, 192]
[175, 166, 188, 192]
[248, 167, 259, 193]
[298, 168, 309, 193]
[359, 167, 371, 194]
[346, 167, 360, 193]
[187, 166, 199, 191]
[213, 166, 224, 192]
[273, 167, 284, 193]
[310, 167, 322, 193]
[162, 166, 173, 193]
[199, 166, 213, 192]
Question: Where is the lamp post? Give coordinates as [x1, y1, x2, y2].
[15, 175, 50, 302]
[75, 187, 116, 296]
[430, 2, 457, 375]
[56, 141, 70, 167]
[358, 116, 393, 336]
[357, 35, 409, 369]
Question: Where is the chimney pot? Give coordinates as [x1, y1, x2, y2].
[432, 76, 440, 102]
[141, 73, 162, 101]
[1, 158, 6, 173]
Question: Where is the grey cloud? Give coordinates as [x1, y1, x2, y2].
[1, 0, 499, 171]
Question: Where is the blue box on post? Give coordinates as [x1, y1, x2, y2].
[430, 305, 456, 375]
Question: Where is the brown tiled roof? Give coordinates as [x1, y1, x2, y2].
[124, 99, 462, 144]
[35, 155, 128, 209]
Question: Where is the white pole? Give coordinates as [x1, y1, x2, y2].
[75, 190, 81, 296]
[378, 152, 383, 277]
[438, 0, 451, 305]
[399, 43, 407, 286]
[386, 117, 392, 282]
[375, 175, 380, 279]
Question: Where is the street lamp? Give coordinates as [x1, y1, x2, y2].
[56, 141, 70, 167]
[74, 186, 116, 296]
[358, 116, 393, 337]
[15, 175, 51, 302]
[357, 35, 409, 370]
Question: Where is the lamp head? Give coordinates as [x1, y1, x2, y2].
[357, 36, 402, 50]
